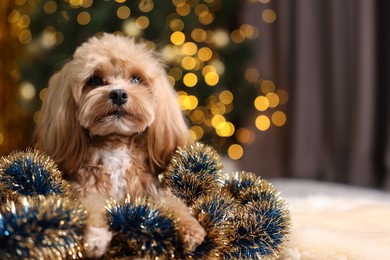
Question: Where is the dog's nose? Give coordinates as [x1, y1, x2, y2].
[109, 89, 128, 105]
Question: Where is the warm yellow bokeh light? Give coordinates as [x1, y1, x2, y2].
[176, 3, 191, 16]
[190, 109, 205, 124]
[43, 0, 57, 14]
[77, 11, 91, 25]
[135, 16, 149, 29]
[82, 0, 93, 8]
[197, 47, 213, 61]
[183, 73, 198, 87]
[276, 89, 289, 105]
[272, 111, 287, 127]
[236, 128, 255, 144]
[231, 29, 245, 44]
[244, 67, 260, 83]
[211, 114, 226, 127]
[240, 24, 259, 39]
[70, 0, 83, 8]
[169, 18, 184, 31]
[189, 126, 204, 141]
[177, 93, 197, 110]
[19, 82, 35, 100]
[39, 88, 48, 101]
[139, 0, 154, 12]
[169, 67, 183, 81]
[117, 6, 131, 19]
[170, 31, 185, 45]
[205, 71, 219, 86]
[219, 90, 233, 104]
[199, 11, 214, 25]
[266, 92, 280, 108]
[122, 19, 141, 36]
[216, 122, 235, 137]
[254, 96, 269, 111]
[181, 56, 197, 70]
[261, 80, 276, 94]
[191, 28, 207, 42]
[228, 144, 244, 160]
[262, 9, 277, 23]
[214, 29, 229, 47]
[172, 0, 186, 7]
[187, 95, 198, 110]
[182, 42, 198, 56]
[18, 29, 32, 44]
[202, 65, 216, 76]
[255, 115, 270, 131]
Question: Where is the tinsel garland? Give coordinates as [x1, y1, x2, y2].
[106, 195, 185, 259]
[0, 149, 85, 259]
[189, 192, 235, 259]
[222, 172, 291, 259]
[0, 149, 71, 202]
[0, 195, 86, 259]
[159, 142, 224, 206]
[161, 144, 291, 260]
[0, 143, 290, 259]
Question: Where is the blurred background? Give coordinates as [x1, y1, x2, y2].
[0, 0, 389, 190]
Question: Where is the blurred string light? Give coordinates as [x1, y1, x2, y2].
[1, 0, 287, 162]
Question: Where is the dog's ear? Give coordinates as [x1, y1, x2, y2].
[34, 63, 87, 176]
[147, 68, 190, 174]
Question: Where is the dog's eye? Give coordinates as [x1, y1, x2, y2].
[129, 75, 142, 84]
[87, 76, 104, 87]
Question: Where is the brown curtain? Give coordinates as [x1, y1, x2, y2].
[240, 0, 390, 189]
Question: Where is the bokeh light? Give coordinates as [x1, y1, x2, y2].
[1, 0, 288, 161]
[255, 115, 271, 131]
[262, 9, 276, 23]
[228, 144, 244, 160]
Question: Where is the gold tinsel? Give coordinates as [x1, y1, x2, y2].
[159, 142, 224, 206]
[189, 191, 236, 260]
[0, 148, 72, 203]
[0, 195, 86, 259]
[222, 171, 291, 259]
[106, 195, 185, 259]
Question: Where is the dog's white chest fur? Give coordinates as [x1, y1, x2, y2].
[94, 145, 130, 200]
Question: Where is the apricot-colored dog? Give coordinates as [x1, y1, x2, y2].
[35, 33, 205, 257]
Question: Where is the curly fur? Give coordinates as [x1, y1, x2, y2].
[34, 33, 205, 257]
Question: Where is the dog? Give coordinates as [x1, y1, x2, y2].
[34, 33, 206, 257]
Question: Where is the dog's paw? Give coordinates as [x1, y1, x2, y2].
[84, 226, 112, 258]
[180, 219, 207, 252]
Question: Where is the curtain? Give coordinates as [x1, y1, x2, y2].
[240, 0, 390, 189]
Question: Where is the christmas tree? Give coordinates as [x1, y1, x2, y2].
[1, 0, 286, 161]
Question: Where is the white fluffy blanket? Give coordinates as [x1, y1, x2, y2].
[266, 177, 390, 260]
[281, 196, 390, 259]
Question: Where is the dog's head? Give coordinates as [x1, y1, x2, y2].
[34, 33, 189, 175]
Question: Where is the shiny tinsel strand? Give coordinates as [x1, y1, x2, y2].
[188, 192, 235, 260]
[159, 142, 224, 206]
[0, 195, 86, 259]
[222, 171, 262, 205]
[0, 149, 72, 202]
[106, 195, 185, 259]
[222, 172, 291, 259]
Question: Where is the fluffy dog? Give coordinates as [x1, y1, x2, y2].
[34, 33, 206, 257]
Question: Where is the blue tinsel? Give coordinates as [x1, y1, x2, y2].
[2, 158, 63, 196]
[0, 196, 85, 259]
[223, 172, 290, 259]
[160, 142, 224, 205]
[106, 197, 184, 259]
[0, 150, 70, 200]
[190, 193, 234, 259]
